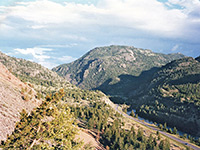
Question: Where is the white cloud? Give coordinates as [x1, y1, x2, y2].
[15, 47, 52, 60]
[40, 43, 78, 48]
[171, 44, 179, 51]
[14, 47, 53, 67]
[58, 55, 77, 62]
[1, 0, 199, 40]
[30, 25, 46, 29]
[0, 0, 200, 62]
[13, 47, 76, 68]
[0, 0, 188, 37]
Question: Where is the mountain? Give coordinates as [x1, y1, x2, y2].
[0, 62, 40, 141]
[132, 57, 200, 136]
[52, 45, 185, 94]
[0, 51, 197, 149]
[52, 46, 200, 137]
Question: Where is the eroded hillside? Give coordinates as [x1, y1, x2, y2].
[0, 62, 40, 141]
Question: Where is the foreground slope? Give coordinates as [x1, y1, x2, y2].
[0, 62, 40, 141]
[52, 45, 184, 92]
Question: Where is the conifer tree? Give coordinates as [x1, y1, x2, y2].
[2, 90, 82, 149]
[130, 110, 135, 117]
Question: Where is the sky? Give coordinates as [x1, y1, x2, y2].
[0, 0, 200, 68]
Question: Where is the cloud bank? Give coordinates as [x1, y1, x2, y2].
[0, 0, 200, 68]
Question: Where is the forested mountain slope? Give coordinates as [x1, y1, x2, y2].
[53, 45, 199, 137]
[132, 57, 200, 136]
[0, 51, 185, 149]
[52, 45, 184, 92]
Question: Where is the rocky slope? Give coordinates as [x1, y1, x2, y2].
[0, 62, 40, 141]
[52, 45, 184, 93]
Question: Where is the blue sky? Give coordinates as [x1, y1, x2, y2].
[0, 0, 200, 68]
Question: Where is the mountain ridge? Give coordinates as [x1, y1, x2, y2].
[53, 45, 185, 91]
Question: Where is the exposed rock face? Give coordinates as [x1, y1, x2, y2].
[0, 62, 40, 141]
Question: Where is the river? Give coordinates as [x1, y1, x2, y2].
[127, 109, 187, 137]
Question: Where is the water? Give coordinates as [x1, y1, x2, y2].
[127, 109, 187, 137]
[127, 109, 154, 125]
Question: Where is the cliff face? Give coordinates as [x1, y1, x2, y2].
[0, 62, 40, 141]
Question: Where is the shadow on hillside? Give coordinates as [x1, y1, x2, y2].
[94, 67, 159, 98]
[169, 74, 200, 85]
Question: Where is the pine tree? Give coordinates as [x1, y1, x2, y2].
[169, 128, 173, 134]
[130, 110, 135, 117]
[159, 139, 170, 150]
[88, 118, 94, 129]
[173, 127, 177, 134]
[137, 128, 144, 141]
[2, 90, 82, 149]
[164, 123, 168, 131]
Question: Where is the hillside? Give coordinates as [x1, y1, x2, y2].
[0, 51, 71, 94]
[52, 45, 185, 92]
[131, 57, 200, 136]
[0, 51, 189, 149]
[0, 62, 40, 141]
[52, 46, 200, 138]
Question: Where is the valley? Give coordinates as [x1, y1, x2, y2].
[53, 46, 200, 138]
[0, 46, 200, 150]
[1, 0, 200, 149]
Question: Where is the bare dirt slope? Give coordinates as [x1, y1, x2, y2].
[0, 62, 40, 141]
[76, 129, 105, 150]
